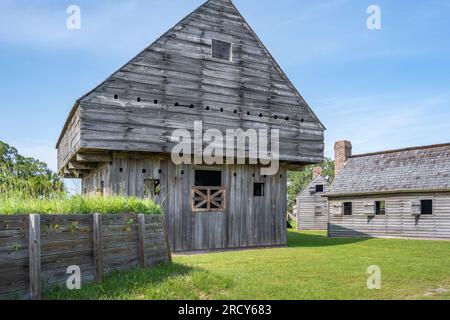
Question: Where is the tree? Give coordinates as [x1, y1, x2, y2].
[0, 141, 65, 198]
[287, 158, 334, 211]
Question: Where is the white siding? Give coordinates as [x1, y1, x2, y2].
[328, 193, 450, 240]
[297, 175, 330, 230]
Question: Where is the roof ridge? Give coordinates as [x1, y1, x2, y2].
[350, 142, 450, 159]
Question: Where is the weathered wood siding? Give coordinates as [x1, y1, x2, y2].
[82, 154, 288, 252]
[328, 193, 450, 240]
[57, 0, 325, 173]
[163, 162, 288, 251]
[0, 214, 170, 300]
[297, 176, 330, 230]
[57, 106, 81, 172]
[0, 216, 29, 300]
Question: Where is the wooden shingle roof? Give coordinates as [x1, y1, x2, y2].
[327, 143, 450, 196]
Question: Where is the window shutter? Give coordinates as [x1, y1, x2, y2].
[333, 203, 343, 216]
[309, 186, 316, 194]
[411, 201, 421, 216]
[364, 201, 375, 216]
[315, 205, 324, 216]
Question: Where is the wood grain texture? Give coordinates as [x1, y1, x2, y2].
[57, 0, 325, 175]
[297, 175, 330, 230]
[81, 154, 288, 252]
[328, 193, 450, 240]
[0, 214, 169, 300]
[28, 214, 41, 300]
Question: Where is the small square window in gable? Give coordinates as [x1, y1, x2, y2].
[212, 39, 232, 61]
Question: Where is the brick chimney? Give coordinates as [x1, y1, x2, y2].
[312, 167, 323, 179]
[334, 140, 352, 176]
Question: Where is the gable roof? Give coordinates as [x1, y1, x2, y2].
[296, 174, 331, 198]
[56, 0, 325, 149]
[327, 142, 450, 197]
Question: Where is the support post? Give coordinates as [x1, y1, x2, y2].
[29, 214, 41, 300]
[161, 214, 172, 262]
[137, 214, 146, 268]
[93, 213, 103, 283]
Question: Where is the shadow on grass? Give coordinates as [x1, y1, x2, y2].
[45, 262, 232, 300]
[288, 230, 370, 248]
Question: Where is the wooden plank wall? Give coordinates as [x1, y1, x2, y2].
[0, 214, 170, 300]
[297, 176, 330, 230]
[57, 106, 81, 172]
[328, 193, 450, 240]
[0, 216, 29, 300]
[57, 0, 325, 172]
[83, 154, 288, 252]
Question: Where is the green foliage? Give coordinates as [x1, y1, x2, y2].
[0, 141, 64, 198]
[0, 195, 161, 215]
[287, 158, 335, 210]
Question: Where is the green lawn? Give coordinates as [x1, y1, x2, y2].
[47, 230, 450, 300]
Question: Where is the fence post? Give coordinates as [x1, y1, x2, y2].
[29, 214, 41, 300]
[93, 213, 103, 283]
[137, 214, 146, 268]
[161, 214, 172, 262]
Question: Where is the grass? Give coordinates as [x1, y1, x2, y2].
[46, 263, 232, 300]
[0, 195, 161, 215]
[45, 230, 450, 300]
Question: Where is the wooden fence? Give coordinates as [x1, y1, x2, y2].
[0, 213, 171, 300]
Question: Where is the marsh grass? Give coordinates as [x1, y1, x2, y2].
[0, 195, 161, 215]
[0, 162, 64, 199]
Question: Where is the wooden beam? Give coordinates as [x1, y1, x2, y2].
[68, 162, 98, 170]
[137, 214, 146, 268]
[77, 153, 112, 163]
[161, 215, 172, 262]
[63, 167, 89, 179]
[93, 214, 103, 283]
[29, 214, 41, 300]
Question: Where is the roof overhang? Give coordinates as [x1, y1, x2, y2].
[325, 188, 450, 198]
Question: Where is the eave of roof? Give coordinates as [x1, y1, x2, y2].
[349, 142, 450, 159]
[296, 174, 331, 198]
[325, 188, 450, 198]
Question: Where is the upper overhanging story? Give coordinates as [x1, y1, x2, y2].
[56, 0, 325, 177]
[328, 142, 450, 197]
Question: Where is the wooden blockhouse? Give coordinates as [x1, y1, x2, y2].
[56, 0, 325, 251]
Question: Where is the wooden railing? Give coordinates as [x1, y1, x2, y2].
[192, 187, 226, 212]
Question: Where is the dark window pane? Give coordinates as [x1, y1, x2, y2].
[195, 170, 222, 187]
[254, 183, 264, 197]
[315, 184, 324, 193]
[343, 202, 352, 216]
[212, 39, 231, 61]
[375, 201, 386, 215]
[421, 200, 433, 215]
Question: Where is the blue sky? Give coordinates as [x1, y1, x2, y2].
[1, 0, 450, 175]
